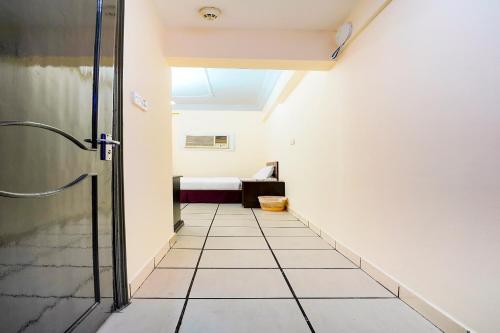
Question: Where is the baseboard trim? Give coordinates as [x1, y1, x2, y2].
[320, 231, 336, 249]
[308, 221, 321, 235]
[360, 259, 399, 296]
[128, 233, 178, 297]
[399, 287, 470, 333]
[287, 207, 309, 228]
[128, 258, 154, 299]
[336, 242, 361, 267]
[287, 207, 471, 333]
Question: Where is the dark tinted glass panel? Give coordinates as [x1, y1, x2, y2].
[0, 0, 117, 331]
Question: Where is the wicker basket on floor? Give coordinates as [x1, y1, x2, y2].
[258, 196, 288, 212]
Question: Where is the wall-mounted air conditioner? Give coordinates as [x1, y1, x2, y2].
[184, 134, 231, 150]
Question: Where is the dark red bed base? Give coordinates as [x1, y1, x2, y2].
[180, 190, 242, 203]
[180, 161, 279, 204]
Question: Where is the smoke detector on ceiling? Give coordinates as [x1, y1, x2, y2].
[199, 7, 221, 21]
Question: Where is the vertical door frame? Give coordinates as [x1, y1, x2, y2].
[111, 0, 129, 310]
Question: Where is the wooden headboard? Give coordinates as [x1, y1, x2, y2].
[266, 161, 279, 181]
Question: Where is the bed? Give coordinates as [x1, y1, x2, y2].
[180, 161, 279, 203]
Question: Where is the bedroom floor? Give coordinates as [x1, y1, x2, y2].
[99, 204, 440, 333]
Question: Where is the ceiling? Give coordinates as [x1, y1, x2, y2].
[155, 0, 359, 31]
[172, 68, 284, 111]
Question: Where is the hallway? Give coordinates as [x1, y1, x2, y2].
[99, 204, 440, 332]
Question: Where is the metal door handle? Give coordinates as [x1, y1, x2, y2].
[85, 138, 121, 146]
[85, 134, 120, 161]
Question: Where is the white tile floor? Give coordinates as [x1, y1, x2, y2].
[99, 204, 441, 333]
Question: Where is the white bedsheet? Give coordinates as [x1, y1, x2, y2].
[181, 177, 242, 190]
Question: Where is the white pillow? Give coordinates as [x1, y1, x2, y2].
[252, 166, 274, 180]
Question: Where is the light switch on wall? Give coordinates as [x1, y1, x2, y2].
[131, 91, 148, 111]
[290, 138, 295, 145]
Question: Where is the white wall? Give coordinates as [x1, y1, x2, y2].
[264, 1, 500, 332]
[172, 111, 266, 177]
[123, 0, 173, 283]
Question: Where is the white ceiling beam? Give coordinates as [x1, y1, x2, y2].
[164, 28, 335, 70]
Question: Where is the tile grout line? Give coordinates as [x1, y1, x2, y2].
[250, 208, 316, 333]
[177, 235, 319, 238]
[157, 267, 361, 270]
[174, 204, 220, 333]
[172, 248, 337, 250]
[136, 296, 397, 300]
